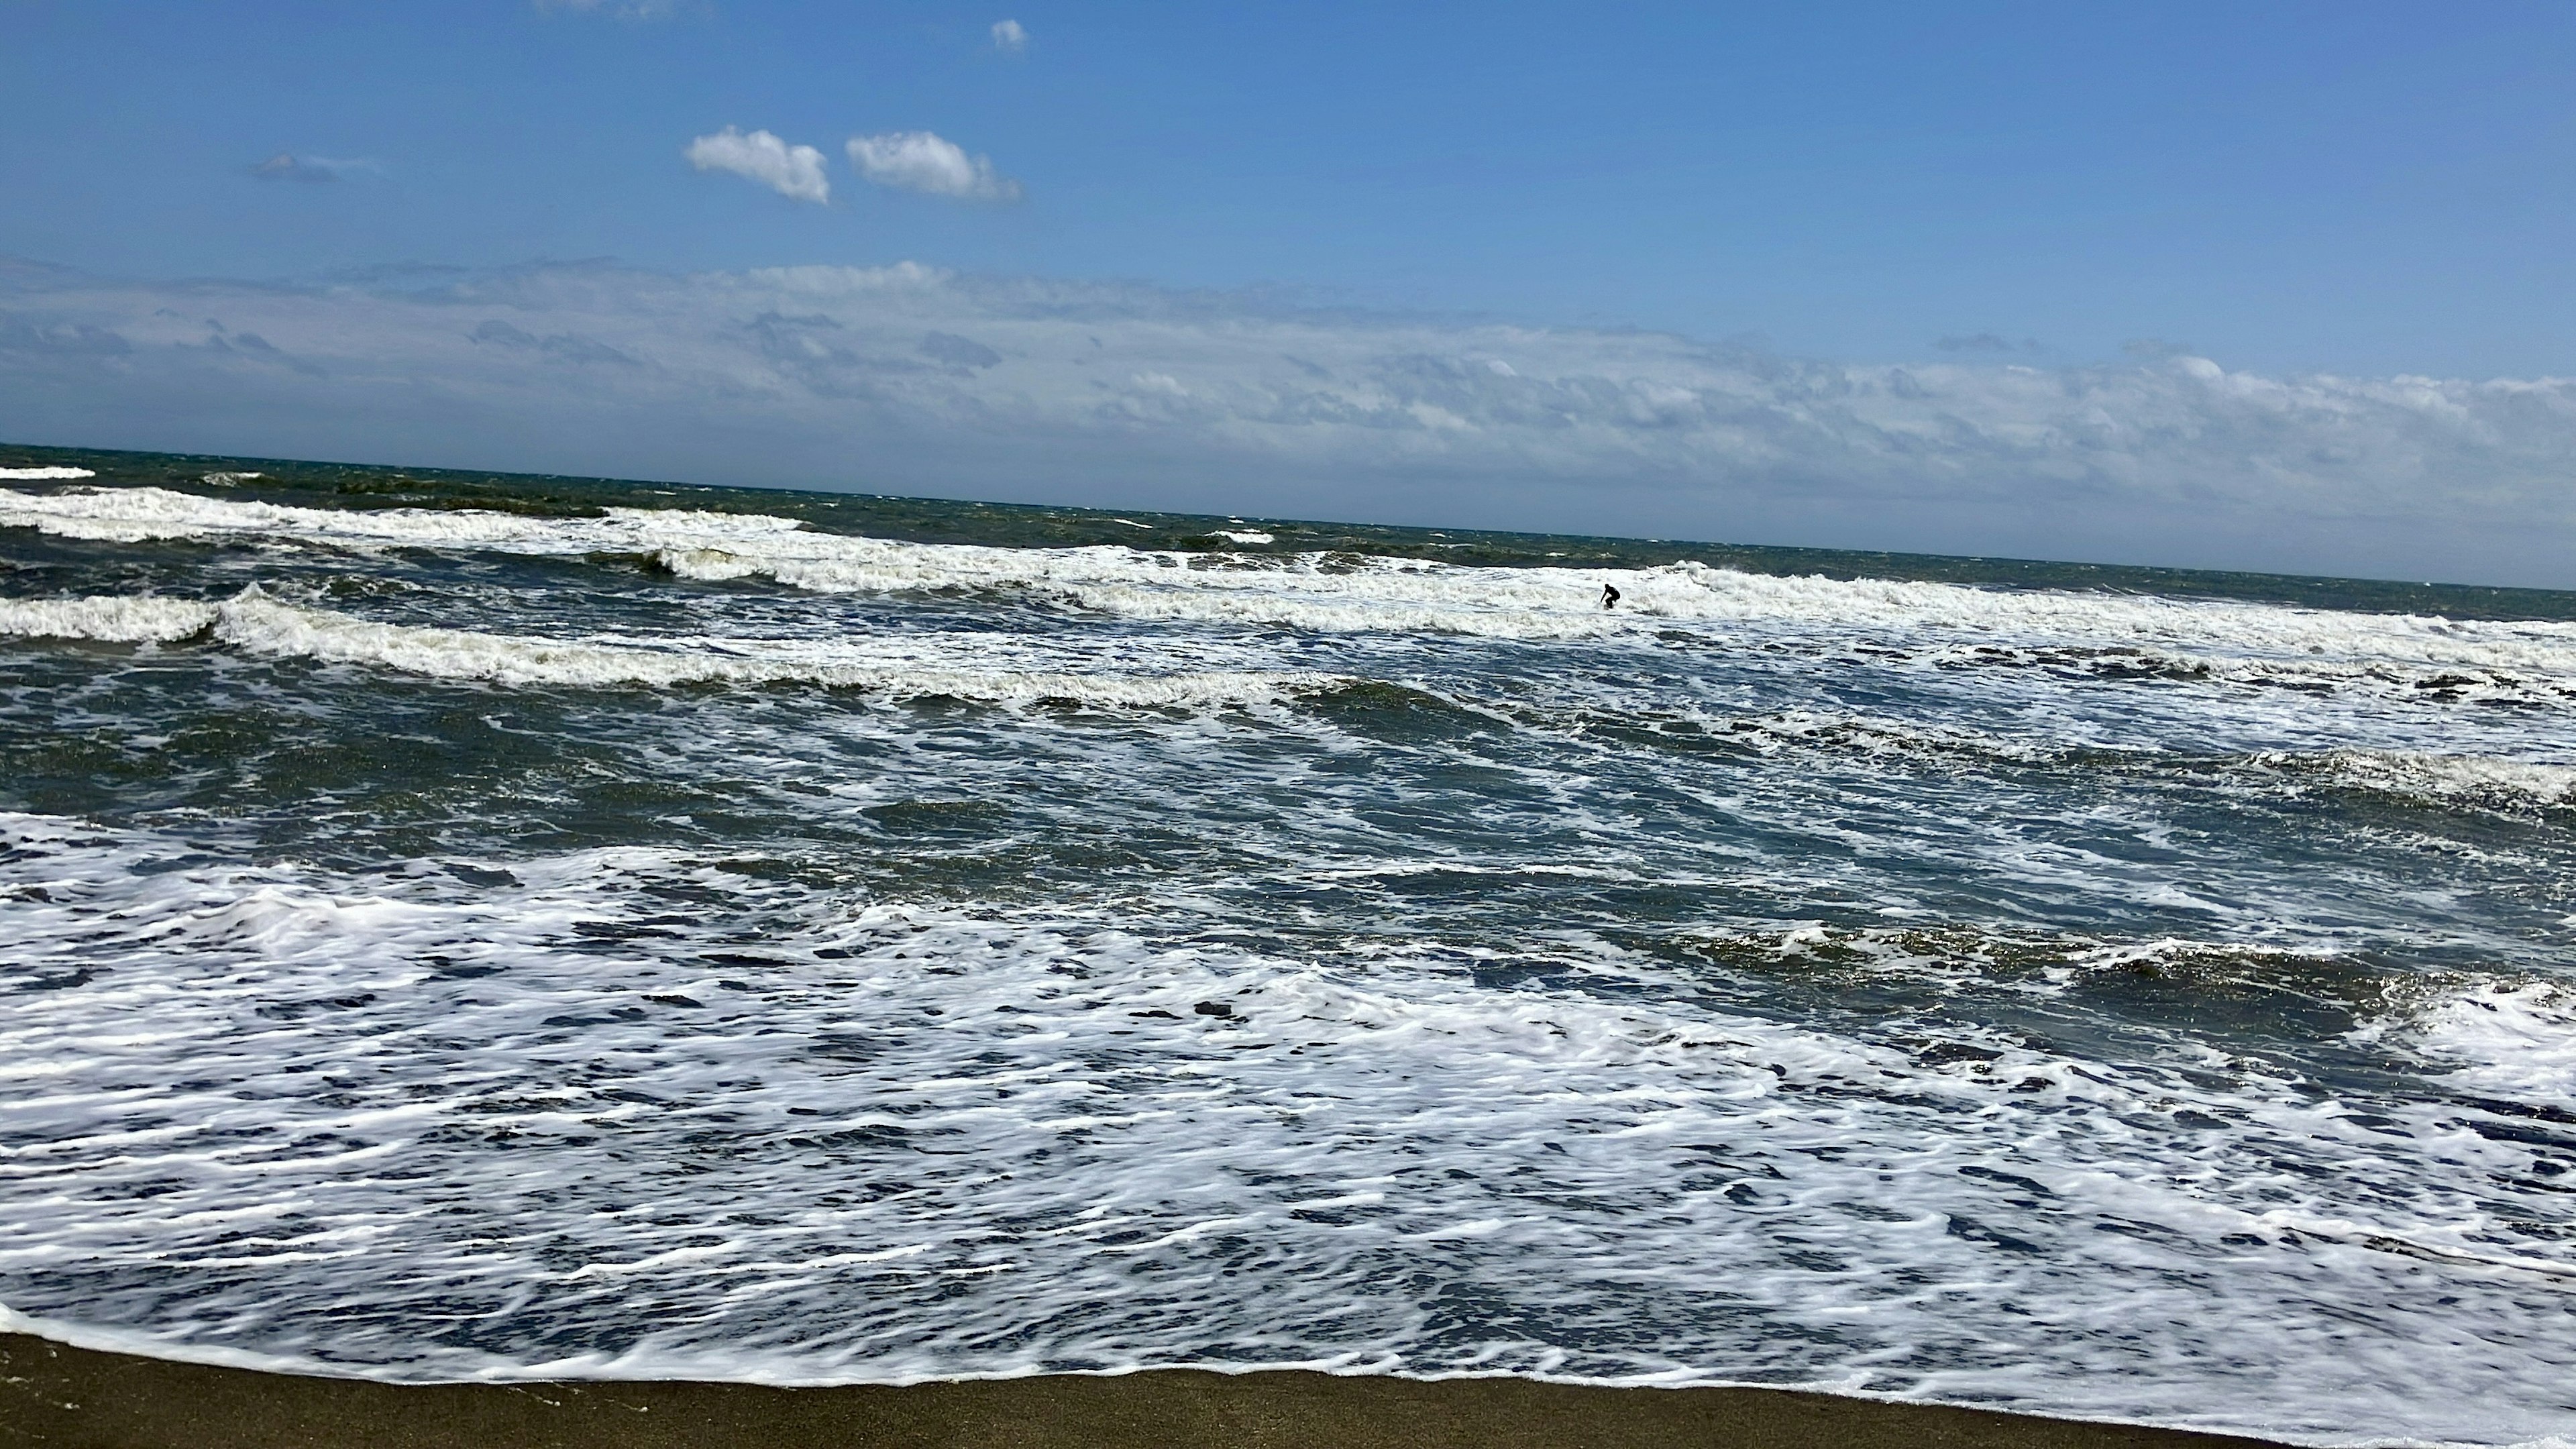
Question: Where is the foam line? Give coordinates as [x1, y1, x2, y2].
[0, 594, 219, 643]
[2, 588, 1334, 706]
[9, 487, 2576, 676]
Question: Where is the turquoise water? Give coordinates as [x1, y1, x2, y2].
[4, 446, 2574, 1444]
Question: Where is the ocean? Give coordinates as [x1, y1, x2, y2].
[3, 447, 2573, 1446]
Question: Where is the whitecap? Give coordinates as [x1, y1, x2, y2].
[0, 594, 219, 643]
[2396, 981, 2576, 1108]
[2257, 749, 2576, 810]
[9, 486, 2576, 684]
[2, 586, 1338, 708]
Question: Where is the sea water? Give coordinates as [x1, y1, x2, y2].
[3, 450, 2573, 1446]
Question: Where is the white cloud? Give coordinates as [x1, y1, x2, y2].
[9, 258, 2576, 587]
[538, 0, 680, 17]
[685, 127, 830, 205]
[249, 154, 380, 183]
[991, 19, 1028, 52]
[846, 132, 1022, 202]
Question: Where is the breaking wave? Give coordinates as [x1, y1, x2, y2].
[2398, 981, 2576, 1106]
[0, 589, 1335, 707]
[9, 487, 2576, 684]
[2259, 749, 2576, 812]
[0, 594, 220, 643]
[14, 462, 2576, 1448]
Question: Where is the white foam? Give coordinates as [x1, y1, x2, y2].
[2263, 750, 2576, 810]
[2400, 983, 2576, 1107]
[0, 1304, 365, 1381]
[0, 484, 671, 547]
[0, 466, 95, 480]
[2, 587, 1333, 707]
[9, 488, 2576, 684]
[0, 594, 218, 643]
[2, 813, 2573, 1445]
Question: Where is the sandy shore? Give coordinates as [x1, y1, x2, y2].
[0, 1333, 2296, 1448]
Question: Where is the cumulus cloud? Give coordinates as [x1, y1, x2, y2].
[8, 257, 2576, 587]
[991, 19, 1028, 52]
[846, 132, 1022, 201]
[686, 128, 830, 204]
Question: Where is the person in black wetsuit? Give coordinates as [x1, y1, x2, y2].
[1601, 583, 1621, 610]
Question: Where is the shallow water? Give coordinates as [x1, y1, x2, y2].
[4, 448, 2573, 1446]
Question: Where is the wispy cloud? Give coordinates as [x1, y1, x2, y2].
[249, 154, 378, 184]
[685, 128, 830, 204]
[991, 18, 1028, 53]
[9, 258, 2576, 587]
[537, 0, 680, 17]
[846, 132, 1022, 202]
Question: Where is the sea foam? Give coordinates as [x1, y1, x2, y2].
[12, 475, 2576, 1448]
[0, 594, 219, 643]
[1, 812, 2571, 1445]
[2, 588, 1334, 707]
[9, 486, 2576, 680]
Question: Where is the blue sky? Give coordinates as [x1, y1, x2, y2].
[7, 1, 2576, 583]
[13, 0, 2576, 374]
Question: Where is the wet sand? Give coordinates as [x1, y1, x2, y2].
[0, 1333, 2294, 1448]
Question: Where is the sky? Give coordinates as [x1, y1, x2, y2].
[6, 1, 2576, 586]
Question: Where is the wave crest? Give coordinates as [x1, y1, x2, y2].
[0, 595, 219, 643]
[6, 587, 1336, 708]
[11, 486, 2576, 682]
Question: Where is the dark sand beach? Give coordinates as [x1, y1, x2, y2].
[0, 1334, 2293, 1449]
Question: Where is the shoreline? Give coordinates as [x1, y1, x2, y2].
[0, 1333, 2296, 1449]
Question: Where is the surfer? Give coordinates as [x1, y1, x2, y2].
[1601, 584, 1621, 610]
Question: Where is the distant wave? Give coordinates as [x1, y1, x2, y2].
[0, 466, 95, 480]
[0, 483, 712, 549]
[11, 591, 2567, 814]
[10, 485, 2576, 679]
[0, 589, 1336, 707]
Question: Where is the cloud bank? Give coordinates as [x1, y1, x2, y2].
[5, 256, 2575, 588]
[847, 132, 1022, 202]
[991, 19, 1028, 54]
[685, 128, 830, 204]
